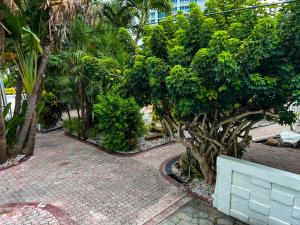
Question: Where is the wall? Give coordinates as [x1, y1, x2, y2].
[213, 156, 300, 225]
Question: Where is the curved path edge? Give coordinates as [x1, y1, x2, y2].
[0, 202, 72, 225]
[159, 154, 213, 205]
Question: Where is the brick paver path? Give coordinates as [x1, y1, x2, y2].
[0, 204, 60, 225]
[244, 142, 300, 175]
[1, 127, 298, 225]
[0, 130, 188, 225]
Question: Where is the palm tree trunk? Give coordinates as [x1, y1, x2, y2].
[21, 112, 37, 156]
[66, 104, 71, 121]
[0, 88, 7, 163]
[16, 42, 51, 154]
[14, 73, 23, 115]
[74, 98, 81, 119]
[77, 80, 87, 139]
[21, 84, 43, 156]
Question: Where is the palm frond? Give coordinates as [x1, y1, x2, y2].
[1, 0, 20, 15]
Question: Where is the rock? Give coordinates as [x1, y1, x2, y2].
[144, 133, 163, 141]
[279, 131, 300, 148]
[149, 126, 164, 133]
[128, 139, 138, 148]
[15, 154, 26, 162]
[266, 138, 279, 146]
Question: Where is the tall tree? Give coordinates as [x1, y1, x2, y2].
[7, 0, 89, 154]
[123, 3, 300, 184]
[100, 0, 172, 42]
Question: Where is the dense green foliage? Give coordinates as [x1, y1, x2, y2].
[122, 1, 300, 184]
[38, 92, 63, 129]
[93, 93, 145, 152]
[4, 101, 28, 152]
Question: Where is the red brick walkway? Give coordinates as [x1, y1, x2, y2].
[1, 128, 299, 225]
[0, 131, 186, 225]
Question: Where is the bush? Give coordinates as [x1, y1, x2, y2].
[38, 92, 63, 129]
[63, 118, 83, 136]
[5, 88, 16, 95]
[93, 93, 145, 152]
[3, 76, 16, 88]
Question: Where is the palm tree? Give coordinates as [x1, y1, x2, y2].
[101, 0, 137, 28]
[0, 0, 20, 163]
[129, 0, 172, 42]
[100, 0, 172, 43]
[16, 0, 89, 154]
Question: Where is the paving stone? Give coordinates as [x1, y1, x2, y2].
[217, 217, 235, 225]
[0, 130, 186, 225]
[158, 200, 246, 225]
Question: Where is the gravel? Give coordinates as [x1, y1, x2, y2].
[187, 178, 215, 202]
[138, 135, 173, 151]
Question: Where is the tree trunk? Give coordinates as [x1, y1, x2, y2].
[77, 80, 87, 139]
[197, 156, 216, 185]
[14, 74, 23, 115]
[16, 42, 51, 154]
[21, 112, 37, 156]
[74, 99, 81, 119]
[22, 84, 43, 156]
[176, 113, 260, 185]
[0, 88, 7, 163]
[66, 104, 71, 121]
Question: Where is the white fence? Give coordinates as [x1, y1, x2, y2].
[213, 156, 300, 225]
[290, 103, 300, 123]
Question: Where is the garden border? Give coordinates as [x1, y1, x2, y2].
[64, 131, 177, 157]
[159, 154, 213, 205]
[0, 156, 30, 172]
[0, 202, 72, 225]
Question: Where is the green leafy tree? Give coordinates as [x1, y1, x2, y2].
[123, 3, 300, 184]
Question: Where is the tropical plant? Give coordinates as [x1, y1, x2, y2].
[93, 93, 145, 152]
[123, 3, 300, 184]
[100, 0, 172, 42]
[14, 0, 89, 155]
[4, 101, 28, 153]
[101, 0, 137, 28]
[38, 91, 63, 129]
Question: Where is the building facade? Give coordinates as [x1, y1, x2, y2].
[149, 0, 206, 24]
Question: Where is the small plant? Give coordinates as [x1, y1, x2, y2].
[93, 93, 145, 152]
[38, 92, 63, 129]
[63, 118, 83, 136]
[4, 101, 28, 155]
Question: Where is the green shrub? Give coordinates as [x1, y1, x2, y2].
[5, 87, 16, 95]
[3, 76, 16, 88]
[63, 118, 83, 136]
[93, 93, 145, 152]
[38, 92, 63, 129]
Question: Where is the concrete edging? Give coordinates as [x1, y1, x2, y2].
[159, 154, 213, 205]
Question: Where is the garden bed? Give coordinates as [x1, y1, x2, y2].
[163, 156, 214, 204]
[0, 155, 29, 171]
[65, 131, 175, 155]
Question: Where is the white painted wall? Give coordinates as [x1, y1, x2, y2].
[213, 156, 300, 225]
